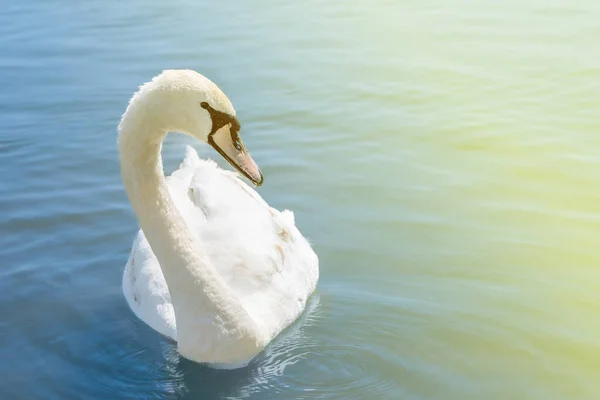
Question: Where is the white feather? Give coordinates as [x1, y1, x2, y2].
[122, 146, 318, 357]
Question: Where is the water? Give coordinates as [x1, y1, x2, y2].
[1, 0, 599, 398]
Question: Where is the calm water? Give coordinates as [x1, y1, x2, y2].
[1, 1, 600, 399]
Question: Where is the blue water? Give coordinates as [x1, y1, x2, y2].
[2, 1, 600, 399]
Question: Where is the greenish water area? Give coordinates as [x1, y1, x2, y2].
[1, 1, 599, 399]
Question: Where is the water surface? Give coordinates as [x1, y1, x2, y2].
[1, 1, 600, 399]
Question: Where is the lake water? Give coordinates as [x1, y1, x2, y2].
[1, 1, 599, 399]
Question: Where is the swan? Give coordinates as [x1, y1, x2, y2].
[118, 70, 319, 368]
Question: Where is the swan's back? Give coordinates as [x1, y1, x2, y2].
[123, 146, 319, 341]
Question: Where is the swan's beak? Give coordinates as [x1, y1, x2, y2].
[208, 127, 264, 186]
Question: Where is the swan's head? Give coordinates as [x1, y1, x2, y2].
[122, 69, 263, 186]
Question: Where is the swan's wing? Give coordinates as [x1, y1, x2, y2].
[122, 230, 177, 339]
[186, 150, 319, 338]
[123, 146, 319, 340]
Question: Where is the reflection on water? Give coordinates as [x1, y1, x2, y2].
[1, 0, 600, 399]
[95, 296, 323, 400]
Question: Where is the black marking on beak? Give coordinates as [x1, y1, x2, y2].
[200, 102, 263, 186]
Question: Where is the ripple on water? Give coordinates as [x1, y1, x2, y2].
[71, 293, 402, 400]
[222, 293, 405, 400]
[280, 343, 397, 399]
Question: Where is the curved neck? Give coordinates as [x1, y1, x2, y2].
[118, 115, 260, 364]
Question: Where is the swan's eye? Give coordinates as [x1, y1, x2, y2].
[231, 128, 243, 151]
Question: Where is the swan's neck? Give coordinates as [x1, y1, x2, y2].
[118, 117, 261, 365]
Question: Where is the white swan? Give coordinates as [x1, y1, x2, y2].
[118, 70, 319, 368]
